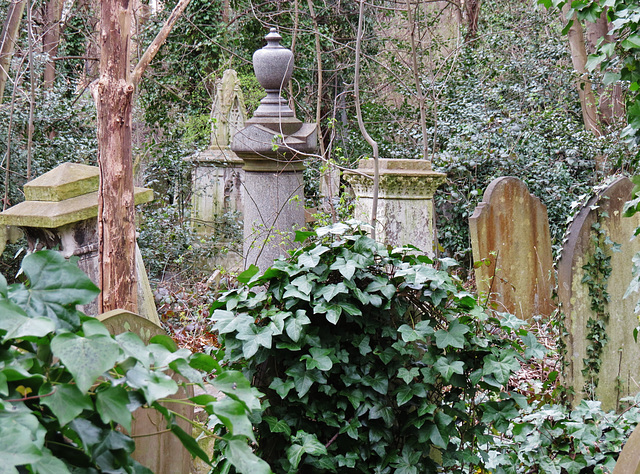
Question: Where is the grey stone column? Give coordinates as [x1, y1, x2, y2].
[232, 28, 316, 270]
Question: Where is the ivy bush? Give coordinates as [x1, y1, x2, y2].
[210, 222, 547, 473]
[0, 250, 269, 473]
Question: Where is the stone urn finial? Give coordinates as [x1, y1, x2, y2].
[252, 27, 295, 118]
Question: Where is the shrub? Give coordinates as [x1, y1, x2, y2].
[0, 250, 268, 473]
[210, 222, 545, 473]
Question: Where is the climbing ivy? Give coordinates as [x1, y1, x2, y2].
[581, 215, 619, 399]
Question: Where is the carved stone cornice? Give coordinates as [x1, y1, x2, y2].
[344, 159, 446, 199]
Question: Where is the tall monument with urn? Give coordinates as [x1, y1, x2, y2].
[232, 28, 316, 270]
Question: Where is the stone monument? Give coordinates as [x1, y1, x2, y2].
[469, 177, 555, 320]
[190, 69, 246, 270]
[558, 177, 640, 411]
[344, 158, 445, 255]
[0, 162, 160, 325]
[231, 28, 317, 270]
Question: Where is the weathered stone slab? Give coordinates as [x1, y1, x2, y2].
[558, 177, 640, 411]
[469, 177, 555, 320]
[344, 158, 446, 255]
[99, 310, 194, 473]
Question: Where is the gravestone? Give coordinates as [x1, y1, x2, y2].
[99, 310, 194, 473]
[469, 177, 555, 320]
[231, 28, 316, 270]
[0, 163, 159, 324]
[613, 424, 640, 474]
[558, 177, 640, 411]
[190, 69, 245, 270]
[344, 158, 446, 255]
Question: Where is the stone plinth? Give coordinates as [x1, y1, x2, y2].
[344, 158, 445, 255]
[469, 177, 555, 320]
[99, 310, 193, 473]
[0, 162, 159, 325]
[558, 177, 640, 411]
[232, 124, 315, 270]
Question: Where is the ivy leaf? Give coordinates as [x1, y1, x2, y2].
[95, 386, 133, 432]
[124, 364, 178, 404]
[285, 311, 311, 342]
[483, 353, 521, 385]
[8, 251, 99, 331]
[522, 332, 547, 359]
[212, 398, 255, 441]
[51, 333, 121, 394]
[0, 412, 45, 467]
[236, 324, 273, 359]
[0, 300, 55, 341]
[264, 416, 291, 437]
[397, 367, 420, 384]
[330, 257, 357, 280]
[285, 364, 326, 397]
[434, 320, 469, 349]
[318, 282, 348, 302]
[212, 371, 262, 411]
[301, 348, 334, 371]
[237, 264, 259, 284]
[434, 356, 465, 382]
[287, 431, 327, 470]
[41, 383, 93, 427]
[269, 377, 295, 399]
[211, 310, 253, 335]
[225, 437, 273, 474]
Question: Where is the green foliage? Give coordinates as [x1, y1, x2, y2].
[487, 397, 640, 473]
[0, 250, 269, 473]
[210, 222, 540, 473]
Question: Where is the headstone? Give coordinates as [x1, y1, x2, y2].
[0, 163, 160, 325]
[558, 177, 640, 411]
[190, 69, 245, 270]
[613, 424, 640, 474]
[231, 28, 316, 270]
[99, 310, 194, 473]
[469, 177, 555, 320]
[344, 158, 445, 255]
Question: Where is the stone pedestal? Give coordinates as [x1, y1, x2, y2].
[0, 162, 159, 325]
[344, 158, 445, 255]
[233, 124, 316, 270]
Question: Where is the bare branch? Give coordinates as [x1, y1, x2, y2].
[130, 0, 192, 88]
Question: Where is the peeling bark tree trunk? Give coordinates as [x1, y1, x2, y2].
[43, 0, 63, 88]
[0, 0, 26, 102]
[464, 0, 481, 41]
[92, 0, 191, 313]
[92, 0, 137, 313]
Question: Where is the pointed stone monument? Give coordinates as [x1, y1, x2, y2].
[231, 28, 317, 270]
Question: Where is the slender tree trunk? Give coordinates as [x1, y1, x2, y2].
[0, 0, 26, 102]
[43, 0, 63, 88]
[586, 10, 624, 125]
[464, 0, 481, 41]
[563, 6, 602, 132]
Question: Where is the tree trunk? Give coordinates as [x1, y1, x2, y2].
[0, 0, 26, 102]
[92, 0, 137, 313]
[586, 9, 625, 125]
[43, 0, 63, 88]
[464, 0, 481, 41]
[92, 0, 191, 313]
[563, 6, 602, 142]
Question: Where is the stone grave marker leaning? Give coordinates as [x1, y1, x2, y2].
[469, 177, 555, 321]
[558, 177, 640, 411]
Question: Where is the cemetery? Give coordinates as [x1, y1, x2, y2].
[5, 0, 640, 473]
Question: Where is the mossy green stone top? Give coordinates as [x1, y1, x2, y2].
[25, 162, 100, 202]
[0, 162, 153, 228]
